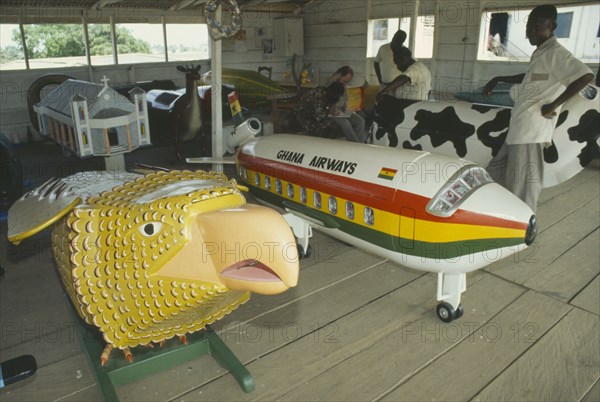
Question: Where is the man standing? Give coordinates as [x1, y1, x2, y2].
[376, 47, 432, 102]
[483, 5, 593, 212]
[374, 30, 407, 90]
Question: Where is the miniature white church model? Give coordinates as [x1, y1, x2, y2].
[34, 76, 151, 157]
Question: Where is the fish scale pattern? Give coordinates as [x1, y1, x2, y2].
[51, 170, 251, 349]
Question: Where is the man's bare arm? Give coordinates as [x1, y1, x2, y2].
[483, 73, 526, 96]
[542, 73, 594, 117]
[376, 75, 410, 103]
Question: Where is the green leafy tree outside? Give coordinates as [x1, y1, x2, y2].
[0, 46, 22, 64]
[5, 24, 151, 61]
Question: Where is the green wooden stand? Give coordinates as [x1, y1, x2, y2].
[77, 323, 255, 401]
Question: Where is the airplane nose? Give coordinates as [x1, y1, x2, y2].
[525, 215, 537, 245]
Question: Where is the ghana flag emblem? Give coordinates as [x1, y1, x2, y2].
[378, 167, 398, 180]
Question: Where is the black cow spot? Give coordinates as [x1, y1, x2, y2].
[542, 111, 569, 165]
[567, 109, 600, 167]
[402, 141, 423, 151]
[471, 104, 495, 114]
[544, 141, 559, 163]
[476, 108, 511, 157]
[374, 119, 399, 147]
[556, 110, 569, 128]
[372, 96, 420, 148]
[374, 124, 387, 140]
[410, 107, 475, 157]
[533, 110, 579, 165]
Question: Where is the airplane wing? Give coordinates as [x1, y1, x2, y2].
[186, 157, 236, 164]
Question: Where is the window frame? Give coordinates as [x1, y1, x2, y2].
[0, 19, 210, 71]
[477, 4, 600, 63]
[366, 14, 435, 60]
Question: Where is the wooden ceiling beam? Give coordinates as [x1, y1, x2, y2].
[240, 0, 269, 11]
[90, 0, 125, 10]
[168, 0, 206, 12]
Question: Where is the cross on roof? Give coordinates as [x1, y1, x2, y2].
[101, 75, 110, 87]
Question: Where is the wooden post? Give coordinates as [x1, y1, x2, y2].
[104, 128, 111, 156]
[211, 5, 224, 173]
[18, 19, 30, 70]
[82, 13, 93, 80]
[162, 16, 168, 62]
[67, 126, 76, 152]
[48, 118, 55, 140]
[60, 123, 68, 149]
[110, 15, 118, 65]
[53, 119, 60, 142]
[409, 0, 420, 52]
[126, 125, 132, 151]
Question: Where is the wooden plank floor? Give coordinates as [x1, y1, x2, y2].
[1, 144, 598, 402]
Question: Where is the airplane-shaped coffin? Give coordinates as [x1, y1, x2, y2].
[234, 134, 537, 322]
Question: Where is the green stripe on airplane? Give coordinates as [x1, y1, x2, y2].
[249, 186, 524, 259]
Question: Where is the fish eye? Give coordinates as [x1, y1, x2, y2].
[139, 222, 163, 237]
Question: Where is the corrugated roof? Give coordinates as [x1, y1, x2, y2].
[93, 107, 133, 119]
[36, 79, 135, 118]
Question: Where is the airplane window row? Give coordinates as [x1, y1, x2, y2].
[248, 169, 375, 226]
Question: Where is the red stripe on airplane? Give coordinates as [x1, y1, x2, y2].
[238, 152, 528, 231]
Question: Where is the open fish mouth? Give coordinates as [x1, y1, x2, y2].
[220, 260, 283, 283]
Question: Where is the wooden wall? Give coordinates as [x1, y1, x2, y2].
[220, 10, 295, 79]
[302, 0, 368, 85]
[1, 0, 598, 142]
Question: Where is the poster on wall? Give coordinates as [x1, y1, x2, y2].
[262, 39, 273, 55]
[255, 27, 269, 49]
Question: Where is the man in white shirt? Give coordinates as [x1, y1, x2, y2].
[483, 4, 593, 212]
[374, 30, 406, 89]
[376, 47, 432, 102]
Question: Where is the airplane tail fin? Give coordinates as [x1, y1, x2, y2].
[226, 117, 262, 153]
[225, 90, 262, 153]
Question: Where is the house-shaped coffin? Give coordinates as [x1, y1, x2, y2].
[34, 78, 151, 157]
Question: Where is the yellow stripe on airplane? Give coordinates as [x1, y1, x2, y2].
[248, 171, 525, 244]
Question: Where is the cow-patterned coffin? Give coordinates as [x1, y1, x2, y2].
[372, 83, 600, 188]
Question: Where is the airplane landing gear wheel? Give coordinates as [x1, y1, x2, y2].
[297, 244, 312, 260]
[436, 302, 463, 322]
